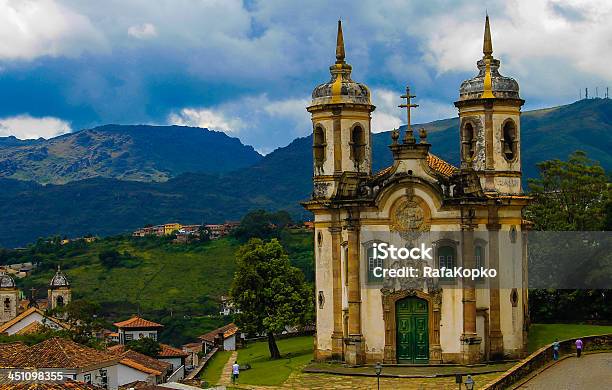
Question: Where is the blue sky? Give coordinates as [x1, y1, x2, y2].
[0, 0, 610, 153]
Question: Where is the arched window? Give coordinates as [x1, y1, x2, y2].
[56, 296, 64, 307]
[350, 125, 366, 165]
[463, 122, 476, 160]
[4, 297, 10, 311]
[437, 246, 456, 281]
[502, 120, 517, 161]
[313, 125, 326, 171]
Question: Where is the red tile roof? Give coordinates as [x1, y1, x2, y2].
[0, 307, 67, 334]
[158, 343, 188, 358]
[0, 342, 29, 366]
[426, 154, 458, 178]
[198, 323, 238, 344]
[113, 316, 163, 329]
[108, 345, 171, 376]
[0, 380, 103, 389]
[6, 337, 117, 370]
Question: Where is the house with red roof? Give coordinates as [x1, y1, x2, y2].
[198, 323, 239, 354]
[114, 316, 163, 344]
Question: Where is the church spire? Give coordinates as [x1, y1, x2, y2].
[336, 20, 345, 64]
[481, 14, 495, 98]
[483, 13, 493, 58]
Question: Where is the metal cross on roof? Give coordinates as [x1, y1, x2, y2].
[398, 85, 418, 142]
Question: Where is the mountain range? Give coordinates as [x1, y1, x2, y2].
[0, 98, 610, 247]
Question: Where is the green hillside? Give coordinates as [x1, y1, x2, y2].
[0, 99, 610, 247]
[10, 229, 313, 344]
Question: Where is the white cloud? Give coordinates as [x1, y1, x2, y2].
[127, 23, 157, 39]
[0, 0, 107, 60]
[168, 108, 243, 133]
[0, 115, 71, 139]
[167, 94, 310, 152]
[371, 88, 402, 133]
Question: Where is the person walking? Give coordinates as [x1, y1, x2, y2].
[231, 361, 240, 383]
[575, 338, 583, 358]
[552, 339, 560, 361]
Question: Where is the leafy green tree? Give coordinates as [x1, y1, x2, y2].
[526, 151, 611, 322]
[99, 249, 121, 268]
[232, 210, 293, 242]
[526, 150, 609, 231]
[54, 300, 105, 346]
[230, 238, 313, 359]
[126, 337, 162, 357]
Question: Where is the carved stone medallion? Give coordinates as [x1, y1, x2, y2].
[391, 199, 429, 234]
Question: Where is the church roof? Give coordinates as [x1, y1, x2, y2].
[113, 316, 164, 329]
[458, 15, 520, 101]
[426, 154, 459, 178]
[49, 266, 70, 288]
[310, 21, 371, 106]
[0, 272, 16, 289]
[374, 154, 458, 180]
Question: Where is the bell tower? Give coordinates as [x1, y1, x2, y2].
[48, 265, 71, 310]
[454, 15, 524, 194]
[0, 272, 18, 325]
[308, 20, 375, 199]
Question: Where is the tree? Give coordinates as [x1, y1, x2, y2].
[526, 150, 610, 231]
[526, 151, 611, 322]
[54, 300, 104, 346]
[230, 238, 313, 359]
[126, 337, 161, 357]
[99, 249, 121, 268]
[232, 210, 294, 242]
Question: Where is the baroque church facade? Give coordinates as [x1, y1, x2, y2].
[303, 17, 530, 365]
[0, 266, 72, 325]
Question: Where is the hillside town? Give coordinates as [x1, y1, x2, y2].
[0, 268, 241, 389]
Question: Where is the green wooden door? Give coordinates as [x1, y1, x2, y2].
[396, 297, 429, 364]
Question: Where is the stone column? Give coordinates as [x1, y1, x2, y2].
[430, 289, 443, 363]
[487, 214, 504, 359]
[329, 224, 344, 360]
[461, 211, 481, 364]
[345, 220, 365, 365]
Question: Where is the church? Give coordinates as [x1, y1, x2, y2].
[303, 17, 530, 365]
[0, 266, 72, 334]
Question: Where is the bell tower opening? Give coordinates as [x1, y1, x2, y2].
[502, 120, 517, 161]
[313, 125, 327, 175]
[350, 124, 366, 167]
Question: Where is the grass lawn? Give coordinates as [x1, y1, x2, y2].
[236, 336, 313, 386]
[200, 349, 232, 385]
[528, 323, 612, 352]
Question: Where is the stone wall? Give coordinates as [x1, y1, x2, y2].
[482, 333, 611, 390]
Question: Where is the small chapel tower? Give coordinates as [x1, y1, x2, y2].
[308, 20, 375, 200]
[0, 272, 18, 324]
[454, 15, 524, 194]
[48, 265, 71, 310]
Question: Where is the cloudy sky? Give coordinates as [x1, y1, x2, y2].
[0, 0, 610, 153]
